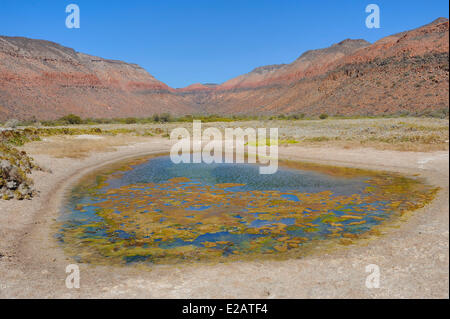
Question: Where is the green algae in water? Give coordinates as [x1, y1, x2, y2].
[57, 156, 438, 265]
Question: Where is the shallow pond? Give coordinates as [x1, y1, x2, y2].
[57, 155, 437, 265]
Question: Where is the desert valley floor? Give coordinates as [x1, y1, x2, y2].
[0, 118, 448, 298]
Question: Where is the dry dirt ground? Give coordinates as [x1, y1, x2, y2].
[0, 130, 448, 299]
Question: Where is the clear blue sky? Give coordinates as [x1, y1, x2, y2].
[0, 0, 448, 88]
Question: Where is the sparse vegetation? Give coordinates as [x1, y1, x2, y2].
[5, 108, 448, 128]
[159, 113, 172, 123]
[58, 114, 83, 125]
[124, 117, 137, 124]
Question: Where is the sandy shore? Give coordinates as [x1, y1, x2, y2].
[0, 137, 448, 298]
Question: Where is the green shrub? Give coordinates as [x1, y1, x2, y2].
[288, 114, 305, 120]
[319, 114, 328, 120]
[159, 113, 172, 123]
[59, 114, 83, 125]
[124, 117, 137, 124]
[152, 114, 160, 122]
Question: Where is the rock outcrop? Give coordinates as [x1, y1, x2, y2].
[0, 143, 37, 200]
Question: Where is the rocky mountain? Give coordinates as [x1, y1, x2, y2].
[179, 18, 449, 116]
[217, 39, 371, 90]
[0, 18, 448, 121]
[0, 36, 191, 120]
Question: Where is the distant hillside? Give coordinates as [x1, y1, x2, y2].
[0, 18, 448, 121]
[0, 36, 191, 120]
[178, 18, 449, 116]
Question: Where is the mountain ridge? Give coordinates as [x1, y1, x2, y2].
[0, 17, 448, 120]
